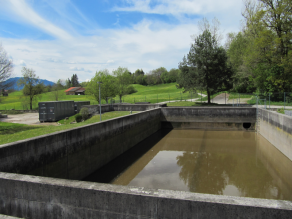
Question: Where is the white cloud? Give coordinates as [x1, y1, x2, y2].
[113, 0, 242, 16]
[107, 60, 114, 63]
[8, 0, 72, 40]
[18, 60, 26, 66]
[69, 66, 84, 71]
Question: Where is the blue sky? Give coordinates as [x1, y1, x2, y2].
[0, 0, 244, 82]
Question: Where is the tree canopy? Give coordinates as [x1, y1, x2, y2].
[178, 29, 233, 103]
[113, 67, 132, 102]
[18, 67, 44, 110]
[0, 43, 13, 90]
[86, 69, 116, 103]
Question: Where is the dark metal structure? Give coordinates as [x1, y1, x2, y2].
[39, 101, 75, 122]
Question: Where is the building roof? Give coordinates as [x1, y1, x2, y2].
[64, 87, 85, 92]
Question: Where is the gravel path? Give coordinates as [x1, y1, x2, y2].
[0, 113, 58, 126]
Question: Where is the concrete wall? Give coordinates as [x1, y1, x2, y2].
[1, 172, 291, 219]
[82, 103, 166, 115]
[259, 109, 292, 161]
[161, 107, 256, 130]
[0, 109, 161, 180]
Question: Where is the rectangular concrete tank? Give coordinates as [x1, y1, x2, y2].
[38, 101, 75, 122]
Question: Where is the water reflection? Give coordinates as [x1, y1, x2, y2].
[83, 129, 292, 201]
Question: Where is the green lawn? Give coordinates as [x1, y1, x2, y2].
[0, 83, 203, 109]
[0, 111, 137, 145]
[120, 83, 201, 104]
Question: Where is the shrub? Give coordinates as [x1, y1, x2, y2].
[80, 107, 89, 120]
[127, 85, 137, 94]
[75, 113, 82, 123]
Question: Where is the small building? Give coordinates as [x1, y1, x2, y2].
[65, 87, 85, 95]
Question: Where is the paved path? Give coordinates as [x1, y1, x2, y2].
[0, 113, 58, 126]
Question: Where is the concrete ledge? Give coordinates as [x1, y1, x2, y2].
[0, 172, 291, 219]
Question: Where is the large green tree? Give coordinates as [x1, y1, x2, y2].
[178, 30, 233, 103]
[113, 67, 132, 102]
[86, 69, 116, 104]
[227, 0, 292, 93]
[18, 67, 45, 110]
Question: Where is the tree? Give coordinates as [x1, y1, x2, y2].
[0, 43, 14, 90]
[65, 78, 72, 88]
[71, 74, 80, 87]
[18, 67, 45, 110]
[113, 67, 132, 102]
[50, 80, 65, 101]
[86, 69, 116, 104]
[178, 29, 233, 103]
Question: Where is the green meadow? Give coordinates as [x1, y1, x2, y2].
[0, 83, 203, 110]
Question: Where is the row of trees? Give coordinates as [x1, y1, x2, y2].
[86, 67, 134, 103]
[177, 0, 292, 103]
[226, 0, 292, 93]
[132, 68, 180, 85]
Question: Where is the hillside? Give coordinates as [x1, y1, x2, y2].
[0, 83, 197, 110]
[2, 77, 55, 90]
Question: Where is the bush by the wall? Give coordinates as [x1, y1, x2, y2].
[80, 107, 89, 120]
[75, 113, 82, 123]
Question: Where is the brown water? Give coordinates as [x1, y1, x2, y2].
[84, 129, 292, 201]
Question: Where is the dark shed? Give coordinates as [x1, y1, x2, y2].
[39, 101, 75, 122]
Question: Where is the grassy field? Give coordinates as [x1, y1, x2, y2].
[0, 111, 137, 145]
[0, 83, 204, 109]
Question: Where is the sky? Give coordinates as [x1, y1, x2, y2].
[0, 0, 244, 82]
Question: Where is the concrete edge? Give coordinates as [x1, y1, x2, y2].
[1, 172, 291, 211]
[0, 108, 162, 148]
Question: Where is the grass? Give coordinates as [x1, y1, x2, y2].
[0, 111, 138, 145]
[120, 83, 200, 104]
[0, 83, 204, 109]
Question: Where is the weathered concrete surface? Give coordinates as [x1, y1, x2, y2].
[161, 107, 256, 130]
[0, 172, 291, 219]
[83, 103, 166, 115]
[0, 109, 161, 180]
[259, 109, 292, 161]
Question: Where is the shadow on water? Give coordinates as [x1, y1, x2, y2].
[83, 129, 172, 183]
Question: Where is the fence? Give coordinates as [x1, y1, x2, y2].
[1, 92, 292, 110]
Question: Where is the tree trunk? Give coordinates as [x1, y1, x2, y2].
[30, 97, 33, 110]
[207, 90, 211, 104]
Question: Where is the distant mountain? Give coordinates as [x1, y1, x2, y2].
[2, 77, 55, 90]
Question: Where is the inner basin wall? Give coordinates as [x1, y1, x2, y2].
[259, 108, 292, 161]
[161, 107, 256, 130]
[0, 108, 161, 180]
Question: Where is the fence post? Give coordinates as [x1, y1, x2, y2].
[191, 91, 193, 102]
[225, 92, 226, 105]
[239, 93, 240, 105]
[269, 93, 271, 109]
[157, 94, 158, 104]
[201, 91, 202, 103]
[284, 92, 286, 110]
[169, 94, 170, 103]
[145, 96, 146, 102]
